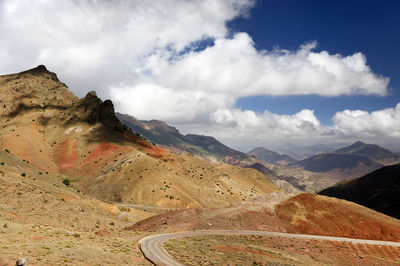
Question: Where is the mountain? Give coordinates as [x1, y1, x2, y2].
[290, 153, 382, 180]
[116, 112, 252, 165]
[276, 143, 345, 160]
[333, 141, 400, 165]
[2, 66, 399, 265]
[319, 164, 400, 219]
[247, 147, 297, 165]
[0, 66, 279, 209]
[117, 113, 340, 192]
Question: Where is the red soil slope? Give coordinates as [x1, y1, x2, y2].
[129, 193, 400, 242]
[54, 138, 79, 174]
[276, 193, 400, 241]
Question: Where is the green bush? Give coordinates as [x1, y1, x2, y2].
[62, 179, 70, 187]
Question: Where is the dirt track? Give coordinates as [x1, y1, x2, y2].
[139, 230, 400, 266]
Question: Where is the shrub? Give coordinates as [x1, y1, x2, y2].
[62, 179, 70, 187]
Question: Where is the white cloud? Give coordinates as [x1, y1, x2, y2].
[147, 36, 388, 97]
[333, 104, 400, 138]
[0, 0, 254, 96]
[177, 104, 400, 151]
[0, 0, 397, 148]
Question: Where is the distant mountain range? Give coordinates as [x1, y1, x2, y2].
[319, 164, 400, 219]
[275, 143, 344, 160]
[117, 113, 400, 191]
[288, 141, 400, 181]
[334, 141, 400, 165]
[116, 113, 252, 165]
[290, 153, 382, 180]
[247, 147, 297, 166]
[117, 113, 341, 192]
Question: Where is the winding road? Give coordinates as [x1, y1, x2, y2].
[139, 230, 400, 266]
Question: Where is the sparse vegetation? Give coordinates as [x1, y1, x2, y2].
[62, 179, 70, 187]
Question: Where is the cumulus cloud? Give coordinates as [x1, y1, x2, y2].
[111, 33, 389, 126]
[0, 0, 397, 148]
[333, 104, 400, 138]
[146, 36, 389, 97]
[180, 104, 400, 150]
[0, 0, 254, 96]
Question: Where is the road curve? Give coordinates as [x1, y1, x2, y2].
[139, 230, 400, 266]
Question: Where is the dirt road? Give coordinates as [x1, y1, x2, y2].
[139, 230, 400, 266]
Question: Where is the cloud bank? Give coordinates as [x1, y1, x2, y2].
[0, 0, 397, 148]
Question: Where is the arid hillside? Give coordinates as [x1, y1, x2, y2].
[117, 112, 341, 193]
[319, 164, 400, 219]
[1, 66, 400, 265]
[0, 66, 279, 209]
[130, 193, 400, 242]
[0, 147, 154, 265]
[275, 193, 400, 241]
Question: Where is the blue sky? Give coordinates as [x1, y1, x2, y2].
[0, 0, 399, 149]
[233, 0, 400, 125]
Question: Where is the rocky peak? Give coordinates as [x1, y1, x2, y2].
[20, 65, 60, 82]
[78, 91, 124, 132]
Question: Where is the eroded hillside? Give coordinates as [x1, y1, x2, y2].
[0, 66, 278, 209]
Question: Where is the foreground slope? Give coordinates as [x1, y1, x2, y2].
[0, 149, 153, 265]
[319, 164, 400, 219]
[129, 193, 400, 242]
[164, 233, 400, 265]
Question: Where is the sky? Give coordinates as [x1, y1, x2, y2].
[0, 0, 400, 151]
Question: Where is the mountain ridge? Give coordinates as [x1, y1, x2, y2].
[116, 112, 252, 165]
[333, 140, 400, 165]
[289, 153, 382, 181]
[247, 147, 297, 166]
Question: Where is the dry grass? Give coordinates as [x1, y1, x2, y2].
[164, 235, 400, 266]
